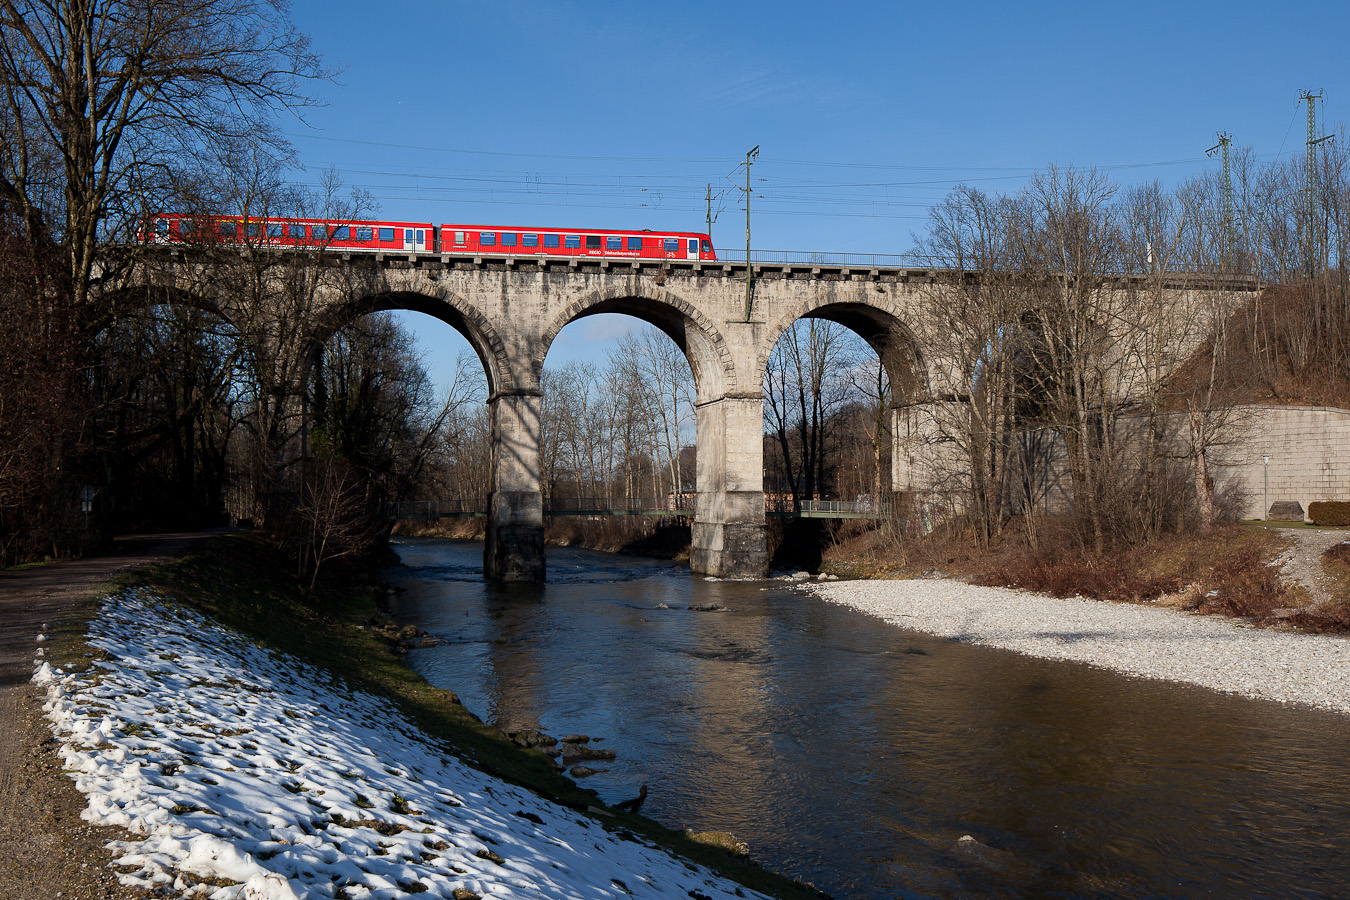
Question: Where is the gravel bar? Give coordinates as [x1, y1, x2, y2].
[805, 578, 1350, 715]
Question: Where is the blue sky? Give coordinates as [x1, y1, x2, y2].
[284, 0, 1350, 385]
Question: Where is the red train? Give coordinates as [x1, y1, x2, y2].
[147, 214, 718, 261]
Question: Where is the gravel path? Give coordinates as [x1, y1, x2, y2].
[0, 532, 220, 900]
[805, 578, 1350, 715]
[1272, 526, 1350, 606]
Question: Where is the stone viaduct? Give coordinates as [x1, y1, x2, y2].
[142, 246, 1259, 581]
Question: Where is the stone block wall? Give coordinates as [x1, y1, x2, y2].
[1214, 406, 1350, 521]
[894, 404, 1350, 523]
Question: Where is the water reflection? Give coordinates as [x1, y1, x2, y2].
[386, 538, 1350, 900]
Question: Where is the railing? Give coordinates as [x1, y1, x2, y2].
[385, 495, 890, 520]
[765, 497, 892, 519]
[713, 249, 1259, 279]
[544, 495, 695, 516]
[714, 248, 917, 268]
[143, 239, 1259, 282]
[385, 499, 487, 519]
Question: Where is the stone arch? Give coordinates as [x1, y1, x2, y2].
[314, 288, 513, 397]
[758, 296, 932, 404]
[537, 285, 736, 401]
[98, 279, 230, 335]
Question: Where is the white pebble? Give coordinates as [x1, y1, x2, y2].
[806, 579, 1350, 714]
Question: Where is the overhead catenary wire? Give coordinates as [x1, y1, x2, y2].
[277, 128, 1315, 226]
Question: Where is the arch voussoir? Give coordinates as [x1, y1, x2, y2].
[322, 284, 515, 397]
[536, 281, 738, 400]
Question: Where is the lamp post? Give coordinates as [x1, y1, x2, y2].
[1262, 454, 1270, 521]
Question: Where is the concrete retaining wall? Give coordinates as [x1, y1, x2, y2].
[896, 404, 1350, 523]
[1215, 406, 1350, 521]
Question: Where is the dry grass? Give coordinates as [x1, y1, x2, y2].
[978, 552, 1185, 604]
[978, 527, 1299, 621]
[828, 519, 1350, 632]
[1285, 539, 1350, 632]
[1176, 543, 1291, 619]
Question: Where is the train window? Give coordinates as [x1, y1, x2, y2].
[267, 223, 283, 237]
[522, 234, 538, 247]
[178, 220, 195, 236]
[453, 231, 466, 244]
[701, 240, 712, 252]
[606, 236, 622, 250]
[664, 238, 679, 252]
[354, 227, 373, 242]
[627, 236, 642, 250]
[480, 232, 496, 245]
[246, 222, 262, 237]
[218, 222, 237, 236]
[545, 234, 560, 248]
[565, 235, 580, 248]
[500, 232, 517, 246]
[585, 235, 602, 249]
[688, 239, 698, 253]
[332, 226, 349, 240]
[379, 227, 395, 242]
[155, 219, 169, 234]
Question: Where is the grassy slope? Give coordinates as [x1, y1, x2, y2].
[112, 532, 828, 900]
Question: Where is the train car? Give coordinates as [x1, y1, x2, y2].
[145, 214, 717, 261]
[146, 214, 436, 253]
[439, 224, 716, 261]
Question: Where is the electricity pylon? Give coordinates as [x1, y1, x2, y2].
[1206, 131, 1235, 266]
[1300, 89, 1334, 276]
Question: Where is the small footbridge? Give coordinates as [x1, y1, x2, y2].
[385, 496, 890, 521]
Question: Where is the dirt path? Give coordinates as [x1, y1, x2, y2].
[0, 532, 221, 900]
[1273, 526, 1350, 607]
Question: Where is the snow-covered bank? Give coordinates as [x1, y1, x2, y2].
[805, 579, 1350, 714]
[34, 589, 771, 900]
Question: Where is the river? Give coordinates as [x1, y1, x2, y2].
[384, 538, 1350, 900]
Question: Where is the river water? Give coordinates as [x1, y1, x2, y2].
[384, 538, 1350, 900]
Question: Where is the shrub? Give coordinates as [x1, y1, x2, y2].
[1181, 544, 1289, 619]
[1308, 501, 1350, 527]
[977, 552, 1182, 603]
[1324, 539, 1350, 566]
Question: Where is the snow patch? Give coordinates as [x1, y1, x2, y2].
[36, 588, 768, 900]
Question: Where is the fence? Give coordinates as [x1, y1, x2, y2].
[385, 494, 889, 520]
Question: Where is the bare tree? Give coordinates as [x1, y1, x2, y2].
[0, 0, 327, 317]
[1017, 166, 1123, 554]
[611, 328, 694, 500]
[914, 185, 1027, 546]
[764, 318, 860, 509]
[0, 214, 86, 562]
[288, 452, 381, 592]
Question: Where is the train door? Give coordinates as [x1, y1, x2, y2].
[688, 238, 699, 259]
[404, 228, 427, 253]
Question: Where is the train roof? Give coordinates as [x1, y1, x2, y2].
[439, 224, 711, 238]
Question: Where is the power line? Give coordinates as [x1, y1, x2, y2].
[288, 132, 1244, 180]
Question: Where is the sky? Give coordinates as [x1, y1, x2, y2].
[282, 0, 1350, 388]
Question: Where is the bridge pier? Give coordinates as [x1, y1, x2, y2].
[484, 390, 545, 581]
[691, 395, 768, 577]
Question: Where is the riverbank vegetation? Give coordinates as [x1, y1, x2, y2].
[821, 520, 1350, 633]
[99, 531, 830, 900]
